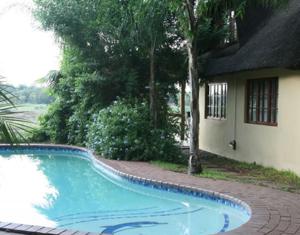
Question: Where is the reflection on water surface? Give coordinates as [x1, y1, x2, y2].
[0, 154, 58, 227]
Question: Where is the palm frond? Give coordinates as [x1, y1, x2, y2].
[40, 70, 62, 88]
[0, 78, 34, 144]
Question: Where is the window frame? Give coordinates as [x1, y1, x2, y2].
[245, 77, 278, 127]
[205, 82, 228, 120]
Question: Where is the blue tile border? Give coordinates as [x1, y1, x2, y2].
[0, 145, 86, 155]
[95, 159, 251, 216]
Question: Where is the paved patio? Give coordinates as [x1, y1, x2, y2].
[99, 158, 300, 235]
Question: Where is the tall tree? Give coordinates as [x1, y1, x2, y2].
[34, 0, 184, 144]
[129, 0, 170, 126]
[169, 0, 288, 174]
[96, 0, 177, 127]
[34, 0, 181, 128]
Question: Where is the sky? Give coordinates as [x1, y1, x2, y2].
[0, 0, 60, 86]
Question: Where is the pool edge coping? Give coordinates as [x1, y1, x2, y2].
[0, 143, 252, 235]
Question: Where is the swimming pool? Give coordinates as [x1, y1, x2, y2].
[0, 146, 250, 235]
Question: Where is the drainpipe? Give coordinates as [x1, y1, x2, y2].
[229, 77, 238, 150]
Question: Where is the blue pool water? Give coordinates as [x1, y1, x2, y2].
[0, 148, 250, 235]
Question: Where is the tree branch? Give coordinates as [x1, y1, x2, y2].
[184, 0, 196, 31]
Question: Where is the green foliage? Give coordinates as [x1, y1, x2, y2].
[33, 0, 184, 145]
[0, 82, 33, 143]
[87, 99, 181, 162]
[124, 0, 173, 52]
[12, 85, 53, 105]
[39, 99, 70, 143]
[28, 127, 50, 143]
[169, 0, 289, 54]
[67, 107, 90, 146]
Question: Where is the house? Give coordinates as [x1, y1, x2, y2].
[200, 0, 300, 175]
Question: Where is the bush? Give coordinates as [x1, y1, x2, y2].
[28, 128, 50, 143]
[67, 108, 90, 146]
[39, 100, 71, 143]
[87, 99, 181, 162]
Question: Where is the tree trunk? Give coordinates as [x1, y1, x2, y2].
[149, 45, 157, 127]
[187, 39, 202, 175]
[180, 81, 186, 141]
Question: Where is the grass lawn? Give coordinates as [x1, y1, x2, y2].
[11, 103, 49, 139]
[14, 103, 48, 126]
[151, 154, 300, 193]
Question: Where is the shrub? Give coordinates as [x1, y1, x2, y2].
[87, 99, 181, 162]
[67, 108, 90, 146]
[39, 100, 71, 143]
[28, 128, 50, 143]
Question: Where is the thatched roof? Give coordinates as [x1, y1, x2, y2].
[205, 0, 300, 77]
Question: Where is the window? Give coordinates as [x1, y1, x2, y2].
[206, 83, 228, 119]
[246, 78, 278, 126]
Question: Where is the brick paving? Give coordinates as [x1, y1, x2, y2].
[99, 158, 300, 235]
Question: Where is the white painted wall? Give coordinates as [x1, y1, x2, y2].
[199, 69, 300, 175]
